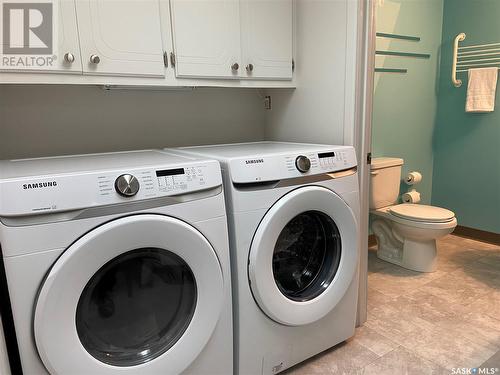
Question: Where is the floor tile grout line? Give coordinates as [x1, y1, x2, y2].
[396, 330, 497, 370]
[352, 329, 398, 359]
[365, 305, 499, 369]
[367, 286, 500, 356]
[355, 345, 402, 371]
[396, 339, 452, 371]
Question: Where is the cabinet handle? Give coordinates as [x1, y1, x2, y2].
[246, 63, 254, 72]
[89, 54, 100, 64]
[64, 52, 75, 63]
[231, 62, 239, 71]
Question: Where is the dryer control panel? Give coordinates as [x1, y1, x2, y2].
[229, 146, 357, 184]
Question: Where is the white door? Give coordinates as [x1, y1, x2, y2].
[34, 215, 224, 374]
[0, 0, 82, 73]
[240, 0, 293, 80]
[248, 186, 358, 326]
[76, 0, 165, 77]
[170, 0, 241, 79]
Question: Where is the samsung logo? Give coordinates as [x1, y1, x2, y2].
[245, 159, 264, 164]
[23, 181, 58, 190]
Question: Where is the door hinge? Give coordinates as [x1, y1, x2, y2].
[292, 58, 295, 72]
[170, 52, 176, 67]
[367, 152, 372, 165]
[163, 51, 168, 68]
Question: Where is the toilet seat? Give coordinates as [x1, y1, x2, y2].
[371, 205, 457, 231]
[389, 204, 455, 223]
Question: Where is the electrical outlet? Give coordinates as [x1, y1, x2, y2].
[264, 96, 272, 110]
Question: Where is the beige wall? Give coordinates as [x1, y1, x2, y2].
[0, 85, 266, 159]
[265, 0, 358, 146]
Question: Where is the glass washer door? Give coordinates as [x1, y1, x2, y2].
[248, 186, 358, 326]
[272, 210, 342, 302]
[34, 214, 224, 375]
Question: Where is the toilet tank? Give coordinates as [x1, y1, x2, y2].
[370, 157, 404, 209]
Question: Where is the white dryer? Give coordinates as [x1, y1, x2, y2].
[0, 150, 232, 375]
[171, 142, 360, 374]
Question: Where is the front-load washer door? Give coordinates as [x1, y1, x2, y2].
[34, 214, 224, 375]
[248, 186, 358, 326]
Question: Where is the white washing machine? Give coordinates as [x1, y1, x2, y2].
[0, 150, 233, 375]
[171, 142, 360, 374]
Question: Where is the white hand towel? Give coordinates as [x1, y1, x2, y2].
[466, 67, 498, 113]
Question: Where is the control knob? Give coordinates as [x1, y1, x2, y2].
[115, 174, 140, 197]
[295, 155, 311, 173]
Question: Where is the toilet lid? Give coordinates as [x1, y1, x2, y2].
[389, 204, 455, 223]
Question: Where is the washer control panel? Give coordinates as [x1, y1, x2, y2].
[96, 164, 213, 200]
[229, 146, 356, 184]
[0, 160, 221, 217]
[317, 151, 352, 170]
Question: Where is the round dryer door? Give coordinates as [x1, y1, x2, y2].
[34, 214, 224, 375]
[248, 186, 358, 326]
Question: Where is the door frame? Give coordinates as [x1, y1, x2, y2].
[353, 0, 376, 326]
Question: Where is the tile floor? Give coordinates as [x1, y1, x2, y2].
[285, 234, 500, 375]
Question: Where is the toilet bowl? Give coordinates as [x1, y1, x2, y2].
[371, 204, 457, 272]
[369, 157, 457, 272]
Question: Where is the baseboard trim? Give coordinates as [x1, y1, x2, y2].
[452, 225, 500, 246]
[368, 234, 377, 247]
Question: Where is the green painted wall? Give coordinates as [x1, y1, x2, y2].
[372, 0, 444, 205]
[432, 0, 500, 233]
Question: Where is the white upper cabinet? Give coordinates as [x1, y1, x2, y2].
[75, 0, 165, 77]
[0, 0, 294, 85]
[170, 0, 241, 79]
[240, 0, 293, 80]
[0, 0, 82, 73]
[170, 0, 293, 80]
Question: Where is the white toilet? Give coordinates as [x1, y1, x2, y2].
[370, 157, 457, 272]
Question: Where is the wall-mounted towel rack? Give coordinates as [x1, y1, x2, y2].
[375, 32, 427, 74]
[376, 32, 420, 42]
[452, 33, 500, 87]
[374, 68, 407, 73]
[376, 50, 430, 59]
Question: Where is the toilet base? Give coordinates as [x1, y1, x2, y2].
[372, 218, 441, 273]
[376, 239, 437, 273]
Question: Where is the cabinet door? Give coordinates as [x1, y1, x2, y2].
[76, 0, 165, 77]
[240, 0, 293, 80]
[0, 0, 81, 73]
[170, 0, 241, 79]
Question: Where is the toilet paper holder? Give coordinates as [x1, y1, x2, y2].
[405, 171, 422, 185]
[402, 189, 421, 204]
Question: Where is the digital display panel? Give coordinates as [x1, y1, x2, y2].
[318, 152, 335, 159]
[156, 168, 185, 177]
